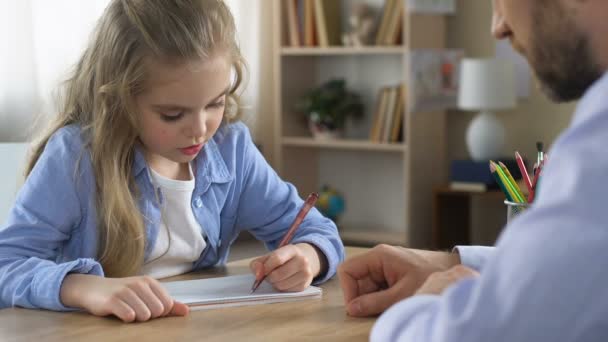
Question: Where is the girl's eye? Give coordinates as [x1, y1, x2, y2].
[160, 112, 184, 122]
[209, 100, 225, 109]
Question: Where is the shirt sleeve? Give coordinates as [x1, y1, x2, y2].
[369, 104, 608, 342]
[453, 245, 496, 271]
[0, 129, 104, 311]
[230, 124, 345, 284]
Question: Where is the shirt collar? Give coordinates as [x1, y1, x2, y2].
[572, 71, 608, 126]
[132, 138, 233, 185]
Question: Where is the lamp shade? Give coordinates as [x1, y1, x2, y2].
[458, 58, 516, 110]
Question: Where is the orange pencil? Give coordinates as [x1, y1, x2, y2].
[250, 192, 319, 293]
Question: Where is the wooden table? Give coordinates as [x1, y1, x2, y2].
[0, 247, 374, 342]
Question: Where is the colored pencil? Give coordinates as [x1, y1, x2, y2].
[499, 161, 527, 203]
[515, 151, 533, 194]
[489, 162, 514, 202]
[491, 161, 524, 203]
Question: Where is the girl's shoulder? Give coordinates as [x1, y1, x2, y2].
[211, 122, 256, 155]
[208, 121, 257, 171]
[46, 124, 89, 154]
[212, 121, 252, 144]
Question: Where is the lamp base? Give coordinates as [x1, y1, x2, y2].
[465, 111, 505, 161]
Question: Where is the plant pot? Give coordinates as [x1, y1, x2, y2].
[308, 120, 343, 140]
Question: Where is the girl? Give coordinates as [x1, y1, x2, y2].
[0, 0, 344, 322]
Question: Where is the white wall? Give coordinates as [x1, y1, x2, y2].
[0, 0, 110, 142]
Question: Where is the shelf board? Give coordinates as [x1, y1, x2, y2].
[282, 137, 406, 152]
[340, 229, 407, 247]
[281, 46, 405, 56]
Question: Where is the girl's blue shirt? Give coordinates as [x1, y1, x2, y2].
[0, 122, 344, 310]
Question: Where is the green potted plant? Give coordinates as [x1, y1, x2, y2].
[295, 79, 364, 140]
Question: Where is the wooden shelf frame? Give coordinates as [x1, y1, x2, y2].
[272, 1, 448, 248]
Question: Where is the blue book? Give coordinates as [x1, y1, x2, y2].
[450, 159, 522, 188]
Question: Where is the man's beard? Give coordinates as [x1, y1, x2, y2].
[528, 2, 603, 102]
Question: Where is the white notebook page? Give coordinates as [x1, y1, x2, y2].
[162, 274, 322, 310]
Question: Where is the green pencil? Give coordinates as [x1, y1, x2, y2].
[499, 161, 527, 203]
[492, 161, 525, 203]
[489, 162, 514, 202]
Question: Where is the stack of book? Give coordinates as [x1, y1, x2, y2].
[369, 85, 406, 143]
[449, 159, 522, 192]
[284, 0, 341, 47]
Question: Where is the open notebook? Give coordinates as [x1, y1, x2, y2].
[162, 274, 322, 310]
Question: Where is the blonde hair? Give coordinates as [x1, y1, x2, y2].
[25, 0, 247, 277]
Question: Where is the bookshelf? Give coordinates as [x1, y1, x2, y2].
[272, 0, 448, 248]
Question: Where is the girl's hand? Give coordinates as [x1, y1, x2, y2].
[60, 274, 189, 322]
[249, 243, 327, 292]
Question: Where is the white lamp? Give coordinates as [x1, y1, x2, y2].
[458, 58, 516, 161]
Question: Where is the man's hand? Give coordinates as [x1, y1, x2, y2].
[415, 265, 479, 296]
[338, 244, 460, 317]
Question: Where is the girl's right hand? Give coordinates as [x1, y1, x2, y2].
[60, 274, 189, 322]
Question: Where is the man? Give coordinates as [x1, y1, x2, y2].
[338, 0, 608, 340]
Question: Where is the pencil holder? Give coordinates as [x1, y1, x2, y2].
[505, 200, 530, 223]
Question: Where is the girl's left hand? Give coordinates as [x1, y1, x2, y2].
[249, 243, 327, 292]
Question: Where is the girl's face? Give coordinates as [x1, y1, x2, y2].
[136, 53, 232, 174]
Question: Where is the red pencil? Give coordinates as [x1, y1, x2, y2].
[250, 192, 319, 293]
[515, 151, 533, 195]
[528, 161, 544, 202]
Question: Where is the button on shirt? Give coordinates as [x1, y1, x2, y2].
[371, 72, 608, 341]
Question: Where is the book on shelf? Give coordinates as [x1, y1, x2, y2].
[390, 85, 406, 142]
[369, 85, 406, 143]
[369, 87, 388, 142]
[375, 0, 394, 45]
[375, 0, 403, 46]
[284, 0, 341, 48]
[383, 0, 404, 45]
[313, 0, 341, 47]
[381, 86, 398, 142]
[313, 0, 328, 47]
[304, 0, 316, 46]
[285, 0, 300, 47]
[296, 0, 305, 44]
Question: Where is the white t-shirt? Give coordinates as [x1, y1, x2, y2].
[141, 164, 207, 279]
